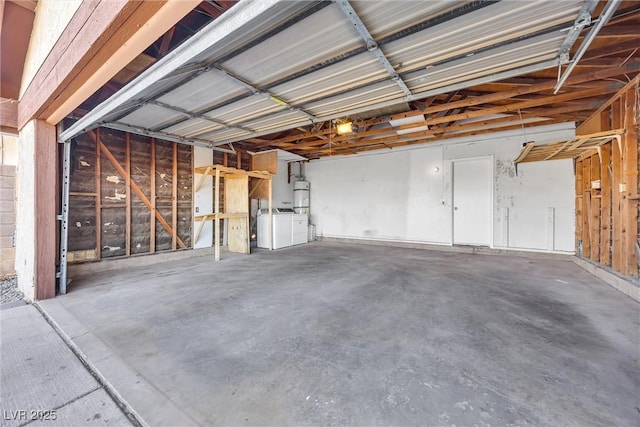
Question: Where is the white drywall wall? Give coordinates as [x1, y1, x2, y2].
[15, 122, 36, 300]
[306, 122, 576, 253]
[271, 160, 294, 209]
[193, 147, 213, 249]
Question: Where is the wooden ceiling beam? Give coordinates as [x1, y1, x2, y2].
[288, 102, 600, 154]
[579, 74, 640, 128]
[158, 27, 176, 56]
[307, 119, 566, 158]
[577, 58, 633, 67]
[581, 39, 640, 61]
[390, 64, 638, 122]
[581, 25, 640, 38]
[350, 120, 568, 157]
[260, 62, 639, 146]
[274, 85, 618, 151]
[0, 97, 18, 134]
[434, 86, 623, 122]
[197, 1, 226, 18]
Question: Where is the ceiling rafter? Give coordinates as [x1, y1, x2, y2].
[285, 102, 605, 154]
[307, 119, 567, 158]
[250, 63, 638, 148]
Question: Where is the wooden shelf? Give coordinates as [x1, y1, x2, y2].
[195, 212, 249, 221]
[194, 165, 273, 192]
[194, 164, 273, 260]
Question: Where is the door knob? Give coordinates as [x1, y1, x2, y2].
[454, 207, 459, 210]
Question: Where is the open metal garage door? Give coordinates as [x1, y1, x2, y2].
[60, 0, 598, 147]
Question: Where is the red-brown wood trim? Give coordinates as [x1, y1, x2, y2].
[33, 120, 56, 299]
[18, 0, 199, 128]
[0, 98, 18, 134]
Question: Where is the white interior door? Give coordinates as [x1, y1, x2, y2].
[453, 157, 492, 246]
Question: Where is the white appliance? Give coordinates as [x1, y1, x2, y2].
[257, 210, 308, 249]
[293, 181, 310, 214]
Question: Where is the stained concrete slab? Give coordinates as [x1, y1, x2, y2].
[44, 242, 640, 426]
[28, 389, 131, 427]
[0, 305, 133, 427]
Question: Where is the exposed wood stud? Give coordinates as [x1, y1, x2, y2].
[611, 97, 623, 272]
[89, 131, 186, 249]
[583, 157, 592, 258]
[622, 84, 638, 276]
[590, 152, 600, 262]
[575, 159, 584, 254]
[95, 128, 101, 260]
[125, 132, 131, 256]
[172, 142, 178, 251]
[600, 143, 612, 266]
[150, 138, 156, 253]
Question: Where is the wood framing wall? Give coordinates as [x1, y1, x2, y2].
[575, 77, 639, 278]
[66, 126, 193, 262]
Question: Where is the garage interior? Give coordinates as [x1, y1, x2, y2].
[3, 0, 640, 425]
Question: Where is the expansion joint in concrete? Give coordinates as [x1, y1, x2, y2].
[32, 302, 146, 427]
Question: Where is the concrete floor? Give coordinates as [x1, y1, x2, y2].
[41, 242, 639, 426]
[0, 305, 133, 427]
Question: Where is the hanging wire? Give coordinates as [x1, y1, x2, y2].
[517, 108, 528, 143]
[329, 120, 332, 156]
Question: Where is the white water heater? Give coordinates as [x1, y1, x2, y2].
[293, 181, 310, 214]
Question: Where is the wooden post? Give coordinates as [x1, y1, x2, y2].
[575, 159, 583, 255]
[172, 142, 178, 250]
[214, 168, 220, 261]
[150, 138, 156, 253]
[125, 132, 131, 256]
[33, 120, 57, 299]
[623, 86, 638, 276]
[600, 143, 612, 266]
[582, 158, 591, 258]
[612, 100, 623, 272]
[95, 128, 101, 259]
[590, 152, 600, 262]
[237, 151, 242, 170]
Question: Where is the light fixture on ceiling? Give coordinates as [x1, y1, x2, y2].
[336, 120, 358, 135]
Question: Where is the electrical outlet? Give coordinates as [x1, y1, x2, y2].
[195, 206, 199, 213]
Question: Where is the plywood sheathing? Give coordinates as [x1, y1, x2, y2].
[514, 130, 624, 164]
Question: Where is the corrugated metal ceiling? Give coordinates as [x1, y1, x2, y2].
[62, 0, 591, 151]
